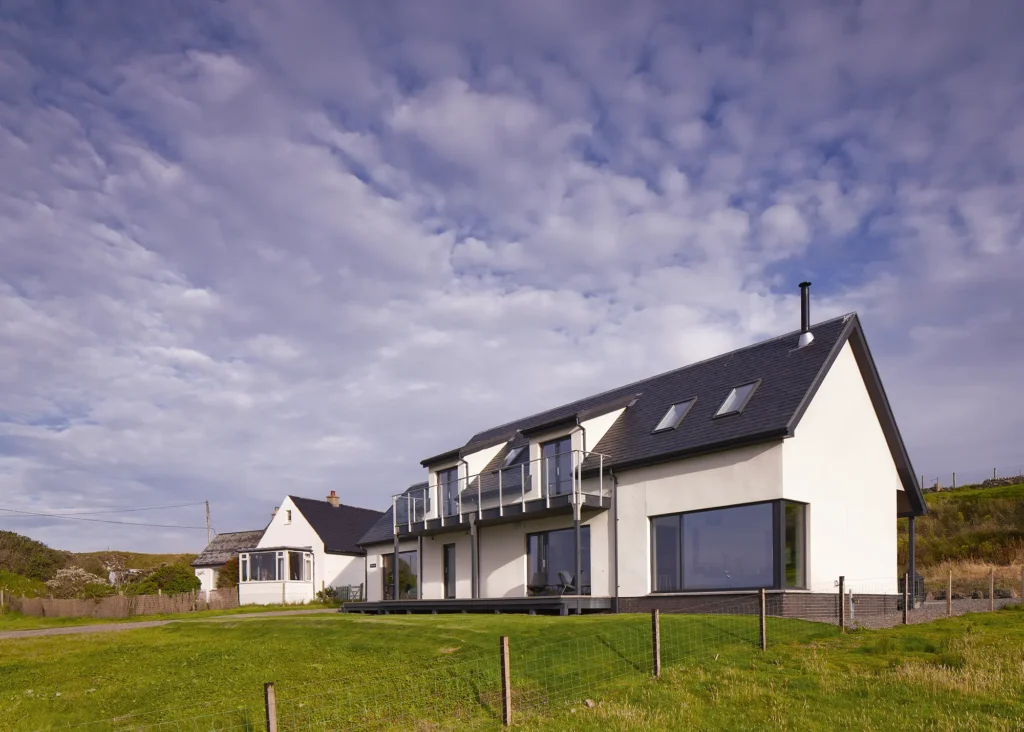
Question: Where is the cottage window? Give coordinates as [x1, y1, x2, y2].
[249, 552, 277, 582]
[651, 501, 806, 592]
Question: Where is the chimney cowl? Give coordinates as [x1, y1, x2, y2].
[798, 281, 814, 347]
[326, 490, 340, 508]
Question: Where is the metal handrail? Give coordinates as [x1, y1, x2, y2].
[390, 449, 610, 530]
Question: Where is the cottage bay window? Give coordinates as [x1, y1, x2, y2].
[651, 501, 806, 592]
[240, 551, 313, 582]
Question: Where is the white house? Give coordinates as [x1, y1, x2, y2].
[238, 492, 383, 605]
[192, 529, 265, 593]
[356, 285, 928, 615]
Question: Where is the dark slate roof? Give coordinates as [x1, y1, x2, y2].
[420, 314, 926, 516]
[191, 530, 265, 567]
[289, 496, 384, 555]
[358, 482, 428, 546]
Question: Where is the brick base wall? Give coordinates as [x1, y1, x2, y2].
[618, 592, 901, 620]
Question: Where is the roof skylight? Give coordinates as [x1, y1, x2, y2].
[503, 446, 526, 467]
[653, 399, 696, 432]
[715, 381, 760, 417]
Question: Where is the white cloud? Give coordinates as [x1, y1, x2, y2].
[0, 1, 1022, 551]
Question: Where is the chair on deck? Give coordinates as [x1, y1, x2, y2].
[556, 571, 576, 595]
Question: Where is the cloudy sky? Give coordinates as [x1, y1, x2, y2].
[2, 1, 1022, 553]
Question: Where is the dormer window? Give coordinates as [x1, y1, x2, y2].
[716, 381, 760, 417]
[653, 399, 696, 432]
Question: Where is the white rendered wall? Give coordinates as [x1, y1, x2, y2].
[421, 530, 472, 599]
[580, 407, 625, 456]
[258, 497, 321, 555]
[477, 512, 611, 598]
[782, 341, 901, 593]
[320, 553, 365, 593]
[614, 442, 785, 598]
[239, 581, 315, 605]
[194, 567, 216, 593]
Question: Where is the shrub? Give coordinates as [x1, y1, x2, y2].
[217, 557, 239, 589]
[45, 567, 110, 599]
[127, 564, 201, 596]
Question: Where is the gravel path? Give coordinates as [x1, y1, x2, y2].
[0, 608, 338, 640]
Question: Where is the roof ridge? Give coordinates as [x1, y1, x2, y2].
[467, 313, 856, 441]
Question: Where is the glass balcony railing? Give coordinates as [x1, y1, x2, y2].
[391, 450, 609, 533]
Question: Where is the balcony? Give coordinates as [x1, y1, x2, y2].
[391, 449, 611, 538]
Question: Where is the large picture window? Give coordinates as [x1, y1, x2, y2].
[651, 501, 806, 592]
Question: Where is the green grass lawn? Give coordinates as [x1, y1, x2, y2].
[0, 603, 335, 631]
[1, 607, 1023, 731]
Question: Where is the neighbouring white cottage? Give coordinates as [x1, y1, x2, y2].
[238, 492, 382, 605]
[355, 284, 928, 615]
[191, 529, 265, 593]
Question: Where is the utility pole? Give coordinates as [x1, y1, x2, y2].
[205, 500, 211, 544]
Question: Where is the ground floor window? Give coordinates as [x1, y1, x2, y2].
[527, 526, 590, 596]
[239, 550, 313, 582]
[383, 550, 418, 600]
[651, 501, 806, 592]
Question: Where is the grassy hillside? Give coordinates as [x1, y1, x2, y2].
[1, 609, 1022, 730]
[899, 482, 1024, 566]
[73, 551, 197, 570]
[0, 531, 196, 600]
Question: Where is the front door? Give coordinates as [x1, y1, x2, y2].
[443, 543, 456, 599]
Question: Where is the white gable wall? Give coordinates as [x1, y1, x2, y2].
[782, 341, 901, 593]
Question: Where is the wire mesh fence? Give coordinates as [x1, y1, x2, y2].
[920, 466, 1024, 491]
[29, 572, 1024, 731]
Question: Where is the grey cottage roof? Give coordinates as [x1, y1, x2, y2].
[191, 529, 265, 568]
[288, 496, 384, 555]
[360, 313, 926, 547]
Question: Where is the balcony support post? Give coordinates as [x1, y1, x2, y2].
[498, 470, 503, 517]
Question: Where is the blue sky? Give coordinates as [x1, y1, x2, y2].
[2, 1, 1023, 552]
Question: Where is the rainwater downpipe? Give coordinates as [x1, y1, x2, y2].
[611, 469, 620, 613]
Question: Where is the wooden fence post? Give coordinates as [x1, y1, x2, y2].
[651, 609, 661, 678]
[902, 573, 909, 625]
[1020, 567, 1024, 604]
[759, 589, 767, 651]
[990, 568, 995, 611]
[838, 576, 845, 632]
[1, 588, 5, 612]
[264, 682, 277, 732]
[947, 570, 952, 617]
[499, 636, 511, 726]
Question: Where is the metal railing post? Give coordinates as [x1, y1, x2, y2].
[391, 496, 397, 534]
[477, 478, 482, 519]
[458, 476, 463, 523]
[407, 494, 411, 531]
[498, 469, 504, 516]
[521, 464, 526, 509]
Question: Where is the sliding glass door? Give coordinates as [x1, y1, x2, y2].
[527, 526, 590, 595]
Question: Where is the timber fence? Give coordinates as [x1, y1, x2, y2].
[6, 588, 238, 619]
[27, 572, 1024, 731]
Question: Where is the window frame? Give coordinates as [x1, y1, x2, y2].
[714, 380, 761, 417]
[525, 525, 591, 596]
[649, 499, 807, 593]
[652, 398, 697, 433]
[238, 550, 314, 583]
